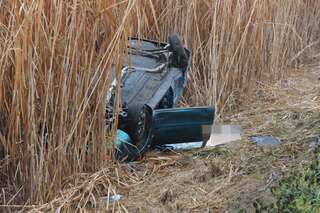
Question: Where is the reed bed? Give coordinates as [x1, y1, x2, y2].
[0, 0, 320, 210]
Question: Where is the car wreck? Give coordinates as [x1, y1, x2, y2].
[106, 33, 214, 161]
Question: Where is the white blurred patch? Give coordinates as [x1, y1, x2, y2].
[206, 125, 242, 147]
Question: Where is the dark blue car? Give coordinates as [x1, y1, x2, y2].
[106, 34, 214, 161]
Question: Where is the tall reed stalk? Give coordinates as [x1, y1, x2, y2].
[0, 0, 319, 206]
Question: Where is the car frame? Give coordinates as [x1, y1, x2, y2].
[107, 34, 214, 161]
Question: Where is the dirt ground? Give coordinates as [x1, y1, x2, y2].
[109, 66, 320, 213]
[7, 65, 317, 212]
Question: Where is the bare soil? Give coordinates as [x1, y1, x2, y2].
[119, 66, 320, 212]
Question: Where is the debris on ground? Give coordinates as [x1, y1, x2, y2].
[308, 136, 320, 150]
[122, 66, 320, 212]
[248, 135, 281, 146]
[99, 194, 123, 204]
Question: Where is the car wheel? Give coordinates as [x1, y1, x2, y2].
[127, 105, 152, 160]
[168, 33, 188, 68]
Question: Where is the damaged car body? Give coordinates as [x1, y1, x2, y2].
[106, 33, 214, 161]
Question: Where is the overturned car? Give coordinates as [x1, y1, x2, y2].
[107, 34, 214, 161]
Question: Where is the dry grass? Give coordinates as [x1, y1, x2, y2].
[123, 66, 320, 212]
[0, 0, 320, 211]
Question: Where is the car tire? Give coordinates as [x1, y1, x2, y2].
[168, 33, 188, 68]
[126, 105, 153, 161]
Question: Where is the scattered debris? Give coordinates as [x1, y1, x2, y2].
[308, 136, 320, 150]
[158, 142, 203, 150]
[100, 194, 123, 203]
[249, 136, 281, 146]
[122, 65, 320, 212]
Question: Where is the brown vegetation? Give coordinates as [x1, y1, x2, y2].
[0, 0, 319, 211]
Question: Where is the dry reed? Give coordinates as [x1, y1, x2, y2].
[0, 0, 320, 210]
